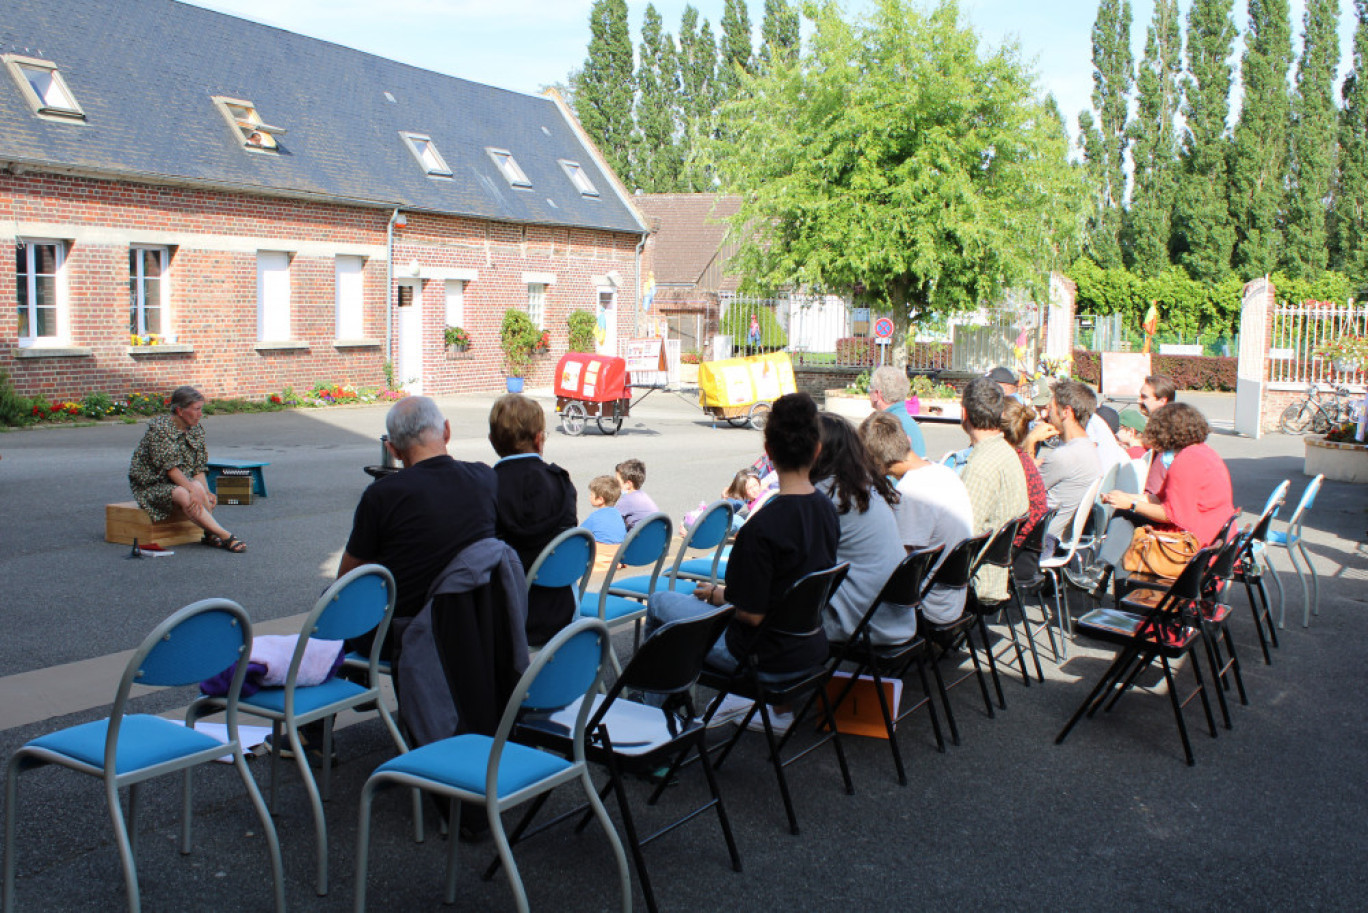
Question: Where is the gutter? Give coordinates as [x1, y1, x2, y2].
[385, 207, 402, 371]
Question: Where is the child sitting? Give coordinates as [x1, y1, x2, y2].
[614, 458, 659, 531]
[582, 474, 627, 546]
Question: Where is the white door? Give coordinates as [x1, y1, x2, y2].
[396, 279, 424, 394]
[597, 289, 617, 355]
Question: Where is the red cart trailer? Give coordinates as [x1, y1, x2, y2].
[553, 353, 631, 435]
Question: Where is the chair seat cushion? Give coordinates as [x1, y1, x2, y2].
[579, 592, 649, 622]
[676, 557, 727, 580]
[1078, 609, 1199, 650]
[1266, 530, 1293, 546]
[609, 575, 698, 597]
[375, 734, 571, 796]
[239, 677, 368, 717]
[28, 714, 225, 775]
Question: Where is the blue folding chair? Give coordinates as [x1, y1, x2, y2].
[189, 564, 402, 897]
[579, 512, 673, 660]
[611, 499, 734, 596]
[353, 617, 631, 913]
[3, 599, 285, 913]
[1268, 474, 1324, 628]
[526, 527, 596, 600]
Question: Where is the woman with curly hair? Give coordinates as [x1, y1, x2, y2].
[810, 412, 905, 644]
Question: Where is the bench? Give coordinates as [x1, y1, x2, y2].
[105, 502, 204, 547]
[206, 459, 271, 497]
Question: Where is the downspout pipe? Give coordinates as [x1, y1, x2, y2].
[385, 207, 401, 375]
[634, 231, 647, 339]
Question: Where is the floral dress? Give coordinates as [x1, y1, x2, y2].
[128, 414, 207, 521]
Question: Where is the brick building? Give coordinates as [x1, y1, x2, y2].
[635, 193, 741, 352]
[1, 0, 647, 401]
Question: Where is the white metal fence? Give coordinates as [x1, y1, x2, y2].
[1267, 301, 1368, 386]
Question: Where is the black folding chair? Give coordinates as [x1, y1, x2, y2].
[965, 516, 1029, 702]
[821, 547, 945, 785]
[1232, 485, 1289, 665]
[502, 606, 741, 913]
[698, 564, 852, 835]
[1007, 507, 1060, 671]
[1056, 547, 1222, 766]
[916, 532, 994, 745]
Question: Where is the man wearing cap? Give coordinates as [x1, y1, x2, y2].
[988, 366, 1023, 402]
[868, 365, 927, 458]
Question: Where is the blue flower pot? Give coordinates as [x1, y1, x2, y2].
[505, 377, 525, 393]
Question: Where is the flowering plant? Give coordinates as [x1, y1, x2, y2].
[1324, 420, 1364, 444]
[534, 330, 551, 354]
[444, 326, 471, 349]
[1314, 335, 1368, 368]
[129, 333, 163, 347]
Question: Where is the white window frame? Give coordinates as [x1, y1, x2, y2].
[486, 147, 532, 188]
[4, 55, 84, 119]
[334, 255, 366, 340]
[401, 132, 453, 177]
[527, 282, 547, 331]
[15, 239, 68, 346]
[256, 251, 293, 342]
[128, 246, 170, 338]
[558, 159, 600, 198]
[444, 279, 465, 328]
[211, 95, 285, 151]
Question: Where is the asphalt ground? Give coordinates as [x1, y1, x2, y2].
[0, 389, 1365, 911]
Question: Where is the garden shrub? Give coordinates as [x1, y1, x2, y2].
[1071, 349, 1236, 392]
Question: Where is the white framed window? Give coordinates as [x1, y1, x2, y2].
[401, 132, 452, 177]
[527, 283, 546, 330]
[444, 280, 465, 327]
[211, 96, 285, 150]
[335, 255, 365, 339]
[4, 55, 84, 119]
[486, 147, 532, 188]
[128, 247, 169, 337]
[558, 160, 600, 197]
[16, 240, 66, 344]
[256, 251, 292, 342]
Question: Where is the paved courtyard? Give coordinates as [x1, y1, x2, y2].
[0, 389, 1365, 911]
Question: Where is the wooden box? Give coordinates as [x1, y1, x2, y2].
[216, 475, 254, 505]
[105, 501, 203, 547]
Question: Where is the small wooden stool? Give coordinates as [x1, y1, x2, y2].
[207, 459, 271, 497]
[105, 502, 204, 547]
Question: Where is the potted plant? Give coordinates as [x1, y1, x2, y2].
[679, 349, 702, 385]
[443, 326, 470, 353]
[567, 310, 597, 353]
[534, 330, 551, 355]
[500, 309, 539, 392]
[1315, 335, 1368, 373]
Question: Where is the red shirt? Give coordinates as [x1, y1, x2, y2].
[1014, 448, 1048, 546]
[1156, 443, 1234, 545]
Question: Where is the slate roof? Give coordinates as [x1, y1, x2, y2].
[635, 193, 741, 289]
[0, 0, 647, 235]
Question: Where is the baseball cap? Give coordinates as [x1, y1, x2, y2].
[1119, 410, 1147, 433]
[1095, 405, 1121, 435]
[1031, 387, 1053, 407]
[987, 366, 1017, 386]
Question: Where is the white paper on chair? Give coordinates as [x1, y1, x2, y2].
[177, 721, 273, 763]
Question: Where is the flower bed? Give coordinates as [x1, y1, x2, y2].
[1305, 434, 1368, 483]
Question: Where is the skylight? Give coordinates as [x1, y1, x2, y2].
[4, 55, 83, 119]
[211, 96, 284, 151]
[486, 148, 532, 189]
[558, 160, 600, 198]
[400, 132, 452, 177]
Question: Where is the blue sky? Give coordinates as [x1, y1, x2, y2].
[183, 1, 1359, 141]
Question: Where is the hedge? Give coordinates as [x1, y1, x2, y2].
[834, 338, 952, 369]
[1071, 349, 1236, 392]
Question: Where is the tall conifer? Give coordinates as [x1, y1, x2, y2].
[1173, 0, 1236, 282]
[718, 0, 754, 98]
[1081, 0, 1132, 269]
[575, 0, 635, 185]
[759, 0, 800, 69]
[1283, 0, 1340, 277]
[634, 5, 683, 192]
[678, 7, 719, 191]
[1230, 0, 1292, 276]
[1124, 0, 1182, 277]
[1332, 1, 1368, 280]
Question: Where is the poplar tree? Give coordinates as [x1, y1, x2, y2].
[718, 0, 754, 98]
[1172, 0, 1237, 282]
[1124, 0, 1182, 277]
[575, 0, 635, 185]
[1332, 1, 1368, 280]
[634, 5, 683, 192]
[1230, 0, 1292, 277]
[678, 7, 719, 191]
[1081, 0, 1132, 269]
[1283, 0, 1340, 277]
[759, 0, 800, 69]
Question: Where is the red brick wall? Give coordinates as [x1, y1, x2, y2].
[2, 170, 642, 400]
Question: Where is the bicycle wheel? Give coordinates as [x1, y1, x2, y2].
[1279, 402, 1312, 435]
[561, 402, 587, 436]
[1311, 408, 1332, 434]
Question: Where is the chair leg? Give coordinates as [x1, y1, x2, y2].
[1201, 626, 1232, 731]
[1056, 649, 1133, 746]
[447, 801, 465, 905]
[578, 769, 633, 913]
[1285, 543, 1310, 629]
[961, 630, 995, 718]
[179, 767, 194, 854]
[105, 779, 141, 913]
[909, 658, 947, 753]
[695, 740, 743, 873]
[127, 783, 141, 860]
[1257, 575, 1279, 651]
[1241, 577, 1273, 665]
[286, 722, 330, 896]
[1299, 541, 1320, 624]
[353, 780, 378, 913]
[975, 615, 1006, 710]
[232, 745, 287, 913]
[755, 703, 802, 835]
[1221, 622, 1249, 706]
[870, 667, 907, 785]
[1159, 656, 1196, 767]
[814, 686, 855, 798]
[605, 757, 656, 913]
[928, 656, 961, 746]
[1264, 550, 1288, 629]
[1189, 647, 1219, 739]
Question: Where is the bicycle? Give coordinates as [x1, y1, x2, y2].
[1278, 382, 1362, 435]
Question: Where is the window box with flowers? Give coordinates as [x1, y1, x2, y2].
[533, 330, 551, 355]
[443, 326, 470, 353]
[1315, 336, 1368, 373]
[126, 332, 193, 356]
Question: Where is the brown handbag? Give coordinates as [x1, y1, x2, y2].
[1121, 525, 1202, 579]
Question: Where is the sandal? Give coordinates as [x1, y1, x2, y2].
[202, 532, 247, 553]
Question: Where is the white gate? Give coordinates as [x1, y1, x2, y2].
[1234, 278, 1273, 438]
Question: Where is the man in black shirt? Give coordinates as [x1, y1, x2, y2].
[340, 395, 498, 660]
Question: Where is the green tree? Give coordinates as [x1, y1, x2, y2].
[1333, 1, 1368, 282]
[677, 6, 719, 190]
[634, 5, 683, 192]
[574, 0, 635, 186]
[707, 0, 1085, 366]
[1230, 0, 1292, 276]
[1283, 0, 1340, 278]
[1081, 0, 1133, 269]
[1172, 0, 1237, 282]
[1124, 0, 1183, 277]
[718, 0, 754, 98]
[759, 0, 800, 70]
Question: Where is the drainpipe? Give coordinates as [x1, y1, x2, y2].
[385, 208, 402, 371]
[634, 232, 647, 339]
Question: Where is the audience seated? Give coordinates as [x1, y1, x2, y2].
[1025, 379, 1102, 550]
[1001, 399, 1049, 547]
[958, 377, 1030, 602]
[810, 412, 906, 644]
[615, 458, 660, 531]
[1089, 405, 1130, 475]
[583, 474, 626, 546]
[860, 411, 973, 625]
[868, 365, 927, 458]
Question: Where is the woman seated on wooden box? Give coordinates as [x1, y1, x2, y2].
[128, 385, 245, 553]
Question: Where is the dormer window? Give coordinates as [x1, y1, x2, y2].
[4, 55, 84, 119]
[401, 132, 452, 177]
[558, 160, 600, 198]
[212, 96, 284, 151]
[486, 148, 532, 189]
